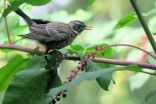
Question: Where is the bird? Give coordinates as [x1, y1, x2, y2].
[15, 8, 91, 55]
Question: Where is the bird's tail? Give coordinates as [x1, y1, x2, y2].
[15, 8, 34, 26]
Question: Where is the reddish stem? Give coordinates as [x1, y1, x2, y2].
[0, 44, 43, 55]
[96, 44, 156, 60]
[0, 44, 156, 70]
[65, 56, 156, 70]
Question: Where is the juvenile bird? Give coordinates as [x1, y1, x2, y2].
[15, 8, 91, 54]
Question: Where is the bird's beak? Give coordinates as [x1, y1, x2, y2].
[84, 26, 92, 30]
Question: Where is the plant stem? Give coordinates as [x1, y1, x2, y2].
[0, 44, 43, 55]
[130, 0, 156, 53]
[65, 55, 156, 70]
[3, 0, 12, 44]
[99, 44, 156, 60]
[0, 44, 156, 70]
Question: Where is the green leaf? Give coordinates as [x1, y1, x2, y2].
[0, 55, 27, 92]
[2, 1, 23, 18]
[145, 90, 156, 102]
[3, 56, 62, 104]
[86, 43, 112, 58]
[113, 11, 137, 30]
[2, 54, 114, 103]
[48, 66, 118, 100]
[0, 91, 6, 104]
[70, 45, 84, 52]
[86, 43, 112, 68]
[125, 65, 142, 72]
[2, 0, 51, 17]
[26, 0, 51, 6]
[67, 44, 84, 54]
[85, 60, 113, 91]
[87, 0, 95, 5]
[0, 55, 28, 104]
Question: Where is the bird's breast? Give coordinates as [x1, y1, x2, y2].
[45, 37, 76, 50]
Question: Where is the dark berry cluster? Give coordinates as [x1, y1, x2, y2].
[50, 46, 105, 104]
[49, 90, 67, 104]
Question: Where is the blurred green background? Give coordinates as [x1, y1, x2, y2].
[1, 0, 156, 104]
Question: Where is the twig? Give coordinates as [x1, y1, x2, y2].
[0, 44, 156, 70]
[0, 44, 43, 55]
[130, 0, 156, 53]
[65, 55, 156, 70]
[98, 44, 156, 60]
[3, 0, 12, 44]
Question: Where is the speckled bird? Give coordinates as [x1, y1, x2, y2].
[15, 8, 91, 53]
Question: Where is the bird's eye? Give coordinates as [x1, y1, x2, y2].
[77, 25, 82, 28]
[74, 25, 81, 30]
[73, 23, 85, 33]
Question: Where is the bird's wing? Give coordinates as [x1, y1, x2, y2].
[18, 22, 75, 42]
[18, 24, 50, 42]
[45, 22, 75, 41]
[18, 33, 47, 42]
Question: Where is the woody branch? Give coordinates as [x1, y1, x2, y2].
[0, 44, 156, 70]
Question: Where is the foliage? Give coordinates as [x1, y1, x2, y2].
[1, 52, 119, 104]
[0, 55, 27, 92]
[2, 0, 51, 18]
[0, 0, 156, 104]
[3, 55, 62, 104]
[0, 55, 28, 104]
[85, 60, 113, 91]
[145, 90, 156, 102]
[113, 11, 137, 30]
[87, 0, 95, 5]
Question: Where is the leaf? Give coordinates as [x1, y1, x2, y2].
[0, 55, 27, 92]
[96, 73, 113, 91]
[85, 60, 113, 91]
[86, 43, 112, 58]
[126, 65, 142, 72]
[86, 44, 113, 89]
[3, 55, 117, 103]
[47, 66, 118, 100]
[145, 90, 156, 102]
[0, 55, 28, 104]
[3, 56, 62, 104]
[113, 11, 137, 30]
[70, 45, 84, 52]
[86, 43, 112, 68]
[26, 0, 51, 6]
[2, 0, 51, 18]
[0, 91, 5, 104]
[87, 0, 95, 5]
[2, 1, 23, 18]
[67, 44, 84, 54]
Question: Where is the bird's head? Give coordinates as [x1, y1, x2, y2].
[68, 20, 91, 34]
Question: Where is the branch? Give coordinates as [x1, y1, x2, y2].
[98, 44, 156, 60]
[0, 44, 43, 55]
[130, 0, 156, 53]
[3, 0, 12, 44]
[64, 55, 156, 70]
[0, 44, 156, 70]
